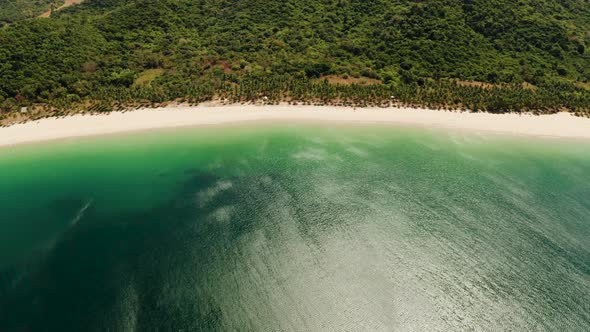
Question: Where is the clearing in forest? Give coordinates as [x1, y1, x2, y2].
[38, 0, 83, 18]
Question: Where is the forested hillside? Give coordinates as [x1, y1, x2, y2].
[0, 0, 589, 119]
[0, 0, 63, 24]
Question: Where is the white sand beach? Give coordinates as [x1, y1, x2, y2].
[1, 104, 590, 147]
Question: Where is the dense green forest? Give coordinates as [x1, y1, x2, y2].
[0, 0, 589, 121]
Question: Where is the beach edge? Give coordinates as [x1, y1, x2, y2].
[1, 104, 590, 147]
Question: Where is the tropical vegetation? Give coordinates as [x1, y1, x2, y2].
[0, 0, 589, 124]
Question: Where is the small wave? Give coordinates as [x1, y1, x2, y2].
[70, 199, 93, 227]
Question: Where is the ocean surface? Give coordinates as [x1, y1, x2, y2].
[0, 124, 589, 331]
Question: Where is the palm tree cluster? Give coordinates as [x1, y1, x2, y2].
[3, 74, 588, 126]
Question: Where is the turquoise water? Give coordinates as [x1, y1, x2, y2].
[0, 124, 589, 331]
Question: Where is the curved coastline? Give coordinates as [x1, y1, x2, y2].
[1, 104, 590, 147]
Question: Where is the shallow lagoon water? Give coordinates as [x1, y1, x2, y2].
[0, 124, 589, 331]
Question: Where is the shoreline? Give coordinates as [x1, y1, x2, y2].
[1, 104, 590, 147]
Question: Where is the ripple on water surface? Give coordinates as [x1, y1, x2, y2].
[0, 125, 589, 331]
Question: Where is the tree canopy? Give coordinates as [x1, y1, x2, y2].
[0, 0, 589, 118]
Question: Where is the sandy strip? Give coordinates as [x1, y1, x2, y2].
[1, 104, 590, 147]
